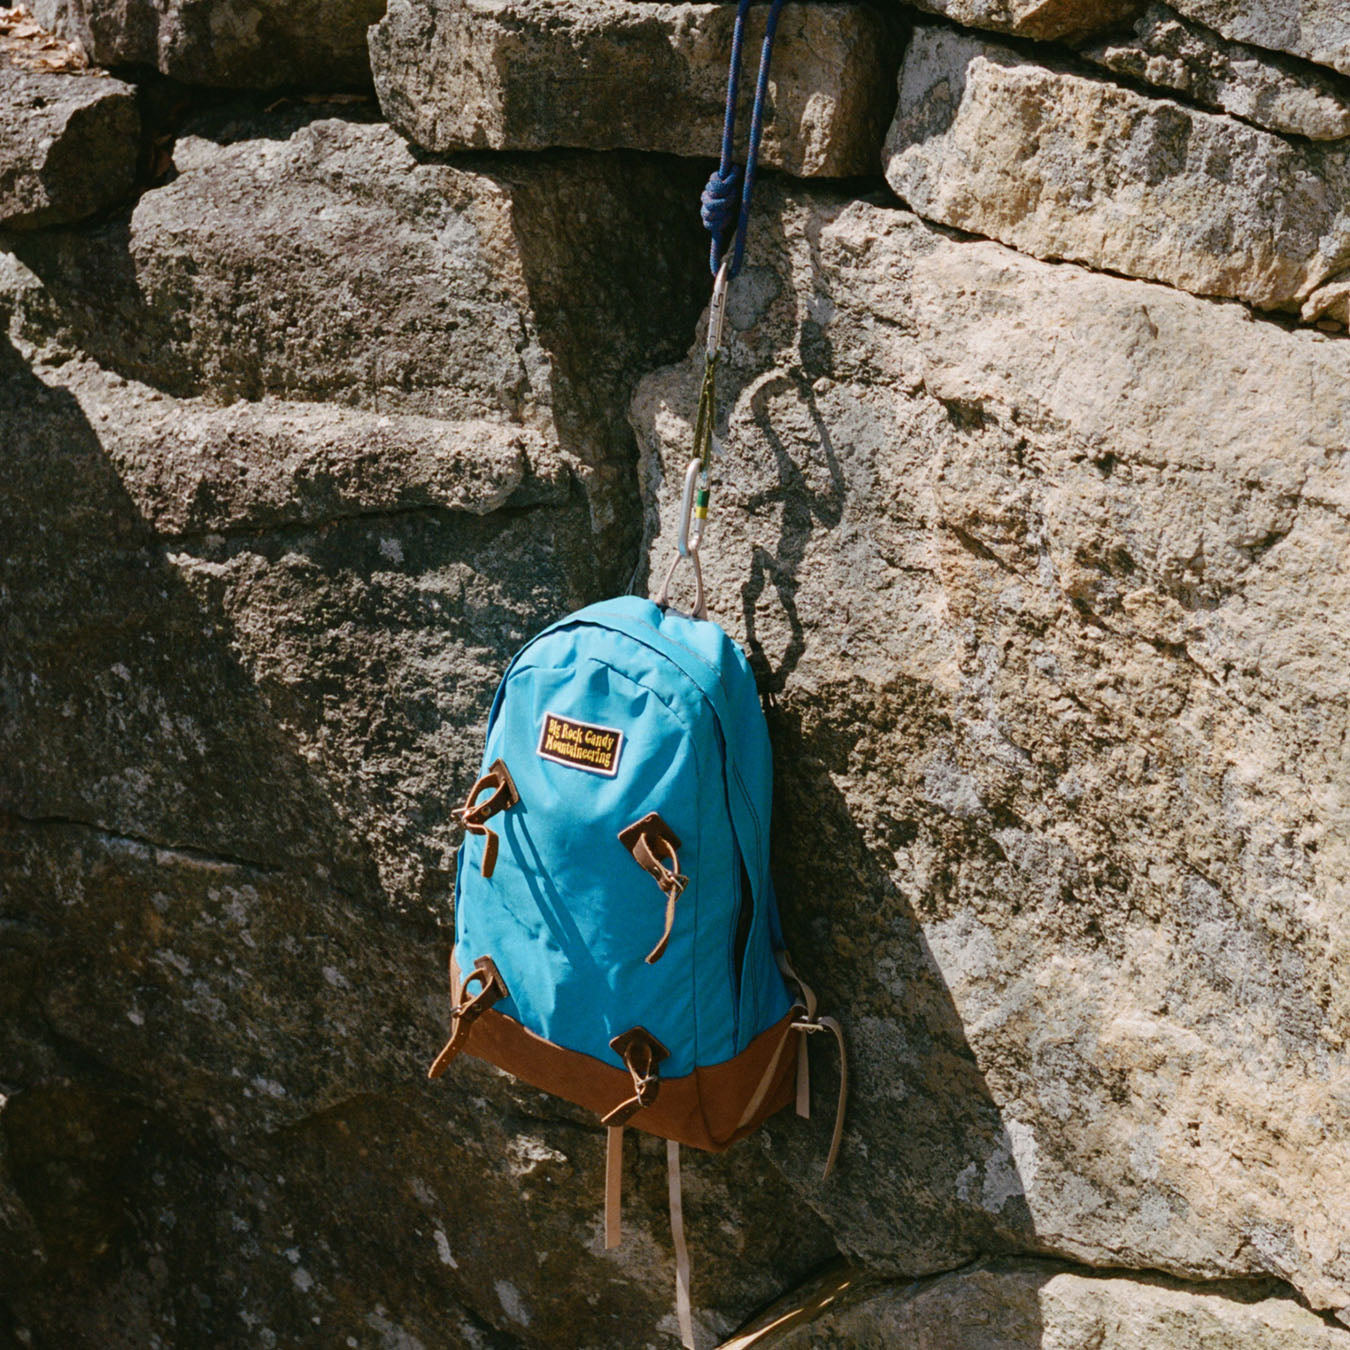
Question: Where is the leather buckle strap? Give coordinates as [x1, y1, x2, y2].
[778, 950, 847, 1180]
[458, 758, 519, 878]
[619, 813, 688, 964]
[601, 1027, 671, 1126]
[427, 955, 508, 1079]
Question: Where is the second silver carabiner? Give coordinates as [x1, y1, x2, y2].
[675, 458, 701, 558]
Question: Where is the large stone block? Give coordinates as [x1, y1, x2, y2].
[29, 0, 385, 87]
[631, 183, 1350, 1314]
[742, 1260, 1350, 1347]
[1170, 0, 1350, 78]
[369, 0, 899, 177]
[0, 112, 711, 915]
[0, 61, 138, 227]
[885, 25, 1350, 311]
[4, 113, 707, 556]
[1082, 3, 1350, 141]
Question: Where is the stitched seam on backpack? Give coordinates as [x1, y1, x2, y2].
[579, 654, 711, 1086]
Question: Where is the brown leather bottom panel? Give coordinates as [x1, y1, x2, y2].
[461, 1007, 799, 1152]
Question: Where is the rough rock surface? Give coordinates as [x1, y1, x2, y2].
[0, 820, 833, 1348]
[5, 0, 1350, 1345]
[1169, 0, 1350, 78]
[369, 0, 899, 177]
[1082, 3, 1350, 141]
[0, 112, 718, 912]
[885, 25, 1350, 311]
[1303, 273, 1350, 326]
[902, 0, 1140, 41]
[632, 183, 1350, 1319]
[0, 59, 138, 227]
[29, 0, 385, 87]
[743, 1261, 1350, 1347]
[0, 110, 841, 1345]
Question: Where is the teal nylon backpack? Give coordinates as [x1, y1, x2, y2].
[428, 594, 844, 1346]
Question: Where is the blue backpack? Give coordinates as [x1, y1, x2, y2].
[428, 594, 843, 1346]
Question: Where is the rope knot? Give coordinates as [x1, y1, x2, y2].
[700, 165, 741, 237]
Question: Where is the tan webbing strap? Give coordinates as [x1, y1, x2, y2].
[776, 951, 819, 1019]
[458, 758, 519, 878]
[775, 951, 818, 1120]
[791, 1015, 847, 1179]
[604, 1126, 624, 1250]
[778, 951, 846, 1178]
[667, 1139, 696, 1350]
[796, 1032, 811, 1119]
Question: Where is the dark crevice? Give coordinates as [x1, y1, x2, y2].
[155, 486, 574, 550]
[0, 806, 283, 875]
[947, 522, 1021, 577]
[740, 1248, 1349, 1339]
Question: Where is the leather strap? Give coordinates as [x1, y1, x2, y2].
[667, 1139, 695, 1350]
[427, 955, 508, 1079]
[604, 1125, 624, 1250]
[458, 758, 519, 878]
[600, 1027, 670, 1126]
[619, 813, 688, 964]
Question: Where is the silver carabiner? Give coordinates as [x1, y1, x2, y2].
[675, 458, 701, 558]
[660, 458, 709, 619]
[706, 258, 730, 359]
[657, 549, 707, 621]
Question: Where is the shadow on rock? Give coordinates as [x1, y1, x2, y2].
[0, 262, 835, 1343]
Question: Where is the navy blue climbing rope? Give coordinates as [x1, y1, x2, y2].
[656, 0, 787, 615]
[702, 0, 786, 278]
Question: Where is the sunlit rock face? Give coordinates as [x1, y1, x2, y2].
[29, 0, 387, 86]
[632, 182, 1350, 1314]
[370, 0, 901, 177]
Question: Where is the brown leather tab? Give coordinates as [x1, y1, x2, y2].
[619, 812, 682, 869]
[458, 759, 519, 878]
[601, 1027, 671, 1126]
[619, 813, 687, 964]
[427, 955, 509, 1079]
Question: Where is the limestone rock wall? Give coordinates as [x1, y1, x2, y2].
[2, 1, 1348, 1347]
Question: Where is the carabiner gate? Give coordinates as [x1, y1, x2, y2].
[706, 258, 730, 360]
[675, 458, 701, 558]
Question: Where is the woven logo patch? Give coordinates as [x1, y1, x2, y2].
[537, 711, 624, 777]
